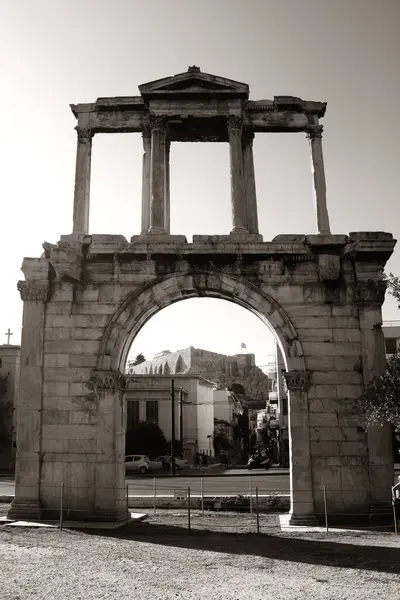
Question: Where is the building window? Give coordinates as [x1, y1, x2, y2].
[146, 400, 158, 423]
[127, 401, 139, 431]
[385, 338, 398, 354]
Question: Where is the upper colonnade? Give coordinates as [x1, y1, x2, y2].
[70, 66, 330, 239]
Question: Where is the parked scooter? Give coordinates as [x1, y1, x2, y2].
[247, 451, 271, 470]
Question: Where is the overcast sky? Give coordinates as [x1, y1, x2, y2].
[1, 0, 399, 366]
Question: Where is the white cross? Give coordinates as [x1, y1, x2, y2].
[5, 329, 13, 344]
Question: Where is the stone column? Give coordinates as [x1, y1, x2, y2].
[283, 371, 317, 525]
[148, 115, 167, 234]
[8, 279, 49, 520]
[90, 371, 129, 522]
[356, 280, 393, 506]
[227, 116, 248, 234]
[141, 129, 151, 234]
[164, 141, 171, 234]
[72, 127, 93, 234]
[306, 124, 331, 235]
[242, 128, 259, 234]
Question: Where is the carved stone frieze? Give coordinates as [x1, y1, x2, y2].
[305, 124, 323, 140]
[75, 126, 94, 143]
[17, 280, 50, 302]
[356, 280, 387, 304]
[90, 371, 128, 393]
[283, 371, 311, 392]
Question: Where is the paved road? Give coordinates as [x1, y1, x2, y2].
[0, 472, 290, 498]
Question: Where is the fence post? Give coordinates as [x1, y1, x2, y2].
[153, 477, 157, 515]
[323, 485, 329, 533]
[256, 486, 260, 534]
[249, 477, 253, 515]
[59, 482, 64, 530]
[201, 477, 204, 516]
[187, 486, 191, 532]
[126, 484, 129, 519]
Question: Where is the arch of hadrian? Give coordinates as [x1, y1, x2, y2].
[10, 67, 396, 524]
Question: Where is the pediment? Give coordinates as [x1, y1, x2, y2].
[139, 66, 249, 99]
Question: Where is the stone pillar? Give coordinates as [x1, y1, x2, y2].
[306, 125, 331, 235]
[148, 115, 167, 234]
[356, 280, 393, 506]
[90, 371, 129, 522]
[227, 116, 248, 234]
[164, 141, 171, 234]
[141, 129, 151, 234]
[242, 129, 259, 234]
[283, 371, 317, 525]
[8, 278, 49, 520]
[72, 127, 93, 235]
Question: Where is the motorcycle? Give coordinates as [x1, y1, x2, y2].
[247, 452, 271, 470]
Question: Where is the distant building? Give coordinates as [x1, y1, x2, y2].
[0, 345, 20, 469]
[125, 374, 216, 458]
[382, 323, 400, 357]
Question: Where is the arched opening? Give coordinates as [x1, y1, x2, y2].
[97, 271, 306, 516]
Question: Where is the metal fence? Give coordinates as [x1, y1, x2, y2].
[30, 479, 399, 534]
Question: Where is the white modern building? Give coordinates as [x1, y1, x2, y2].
[125, 374, 216, 458]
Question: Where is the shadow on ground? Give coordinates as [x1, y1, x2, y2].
[73, 520, 400, 575]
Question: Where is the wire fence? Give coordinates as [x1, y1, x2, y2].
[26, 479, 399, 534]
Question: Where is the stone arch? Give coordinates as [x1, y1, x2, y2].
[97, 270, 305, 373]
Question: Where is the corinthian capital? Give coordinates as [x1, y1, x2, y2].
[75, 127, 94, 143]
[356, 280, 387, 304]
[283, 371, 311, 392]
[90, 370, 128, 393]
[305, 125, 323, 141]
[227, 115, 243, 134]
[149, 114, 167, 133]
[17, 281, 50, 302]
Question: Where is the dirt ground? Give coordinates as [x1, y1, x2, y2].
[0, 505, 399, 600]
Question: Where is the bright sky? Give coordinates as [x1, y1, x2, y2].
[1, 0, 399, 364]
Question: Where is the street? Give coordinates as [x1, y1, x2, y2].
[0, 471, 290, 498]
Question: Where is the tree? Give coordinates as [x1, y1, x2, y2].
[386, 272, 400, 306]
[125, 421, 167, 458]
[355, 273, 400, 432]
[132, 353, 146, 366]
[357, 355, 400, 432]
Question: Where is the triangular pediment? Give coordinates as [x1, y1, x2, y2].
[139, 67, 249, 99]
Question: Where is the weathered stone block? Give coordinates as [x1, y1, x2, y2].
[42, 382, 69, 397]
[44, 353, 70, 367]
[45, 327, 71, 341]
[42, 424, 95, 440]
[68, 439, 96, 453]
[45, 340, 100, 355]
[42, 410, 70, 425]
[71, 328, 104, 340]
[69, 354, 98, 368]
[333, 328, 361, 343]
[339, 441, 368, 455]
[75, 302, 116, 315]
[336, 384, 362, 399]
[303, 341, 361, 357]
[44, 367, 92, 383]
[310, 441, 340, 456]
[309, 413, 338, 427]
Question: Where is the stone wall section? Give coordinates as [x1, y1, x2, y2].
[9, 231, 396, 523]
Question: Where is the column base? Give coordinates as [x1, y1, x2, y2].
[288, 513, 318, 526]
[130, 234, 187, 244]
[8, 500, 41, 521]
[147, 226, 167, 235]
[230, 226, 249, 234]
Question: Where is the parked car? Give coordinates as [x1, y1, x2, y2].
[150, 455, 189, 471]
[125, 455, 151, 474]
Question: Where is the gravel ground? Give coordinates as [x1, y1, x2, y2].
[0, 505, 399, 600]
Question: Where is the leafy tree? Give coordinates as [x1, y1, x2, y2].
[125, 421, 167, 458]
[132, 353, 146, 366]
[355, 273, 400, 432]
[357, 355, 400, 432]
[386, 272, 400, 306]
